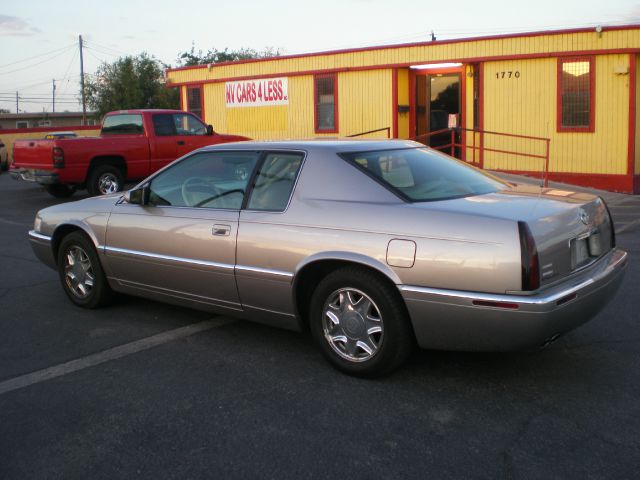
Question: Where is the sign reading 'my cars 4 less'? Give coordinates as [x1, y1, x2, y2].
[225, 77, 288, 107]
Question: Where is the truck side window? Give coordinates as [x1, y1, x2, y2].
[173, 113, 207, 136]
[152, 114, 177, 136]
[102, 114, 144, 135]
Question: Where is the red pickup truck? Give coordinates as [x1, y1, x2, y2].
[10, 109, 249, 197]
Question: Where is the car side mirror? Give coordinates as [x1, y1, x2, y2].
[124, 185, 149, 205]
[207, 124, 214, 136]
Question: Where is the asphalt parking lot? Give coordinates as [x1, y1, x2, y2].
[0, 172, 639, 479]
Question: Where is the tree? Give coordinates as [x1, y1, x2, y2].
[177, 45, 279, 67]
[84, 53, 179, 117]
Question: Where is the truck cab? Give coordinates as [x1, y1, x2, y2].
[10, 109, 249, 198]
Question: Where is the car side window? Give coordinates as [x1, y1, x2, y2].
[152, 114, 177, 136]
[247, 153, 303, 212]
[173, 113, 207, 136]
[148, 151, 260, 209]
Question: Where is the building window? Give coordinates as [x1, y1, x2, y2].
[314, 74, 338, 133]
[558, 57, 595, 132]
[16, 121, 28, 129]
[37, 120, 51, 127]
[83, 119, 97, 126]
[187, 86, 203, 120]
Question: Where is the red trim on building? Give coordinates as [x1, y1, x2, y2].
[0, 125, 99, 135]
[167, 48, 640, 88]
[408, 71, 416, 138]
[460, 68, 466, 161]
[186, 85, 205, 121]
[557, 56, 596, 133]
[392, 69, 398, 138]
[628, 54, 637, 178]
[167, 24, 640, 75]
[478, 63, 485, 168]
[499, 169, 635, 193]
[313, 73, 339, 134]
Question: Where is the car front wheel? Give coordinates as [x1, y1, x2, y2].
[310, 266, 414, 377]
[57, 231, 113, 308]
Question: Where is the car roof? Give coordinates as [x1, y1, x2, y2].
[198, 139, 424, 154]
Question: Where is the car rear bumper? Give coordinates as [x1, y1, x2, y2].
[399, 248, 628, 351]
[10, 168, 59, 185]
[28, 230, 57, 270]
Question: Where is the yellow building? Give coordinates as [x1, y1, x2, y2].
[166, 25, 640, 193]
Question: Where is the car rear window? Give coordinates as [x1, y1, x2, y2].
[341, 147, 506, 202]
[102, 114, 144, 135]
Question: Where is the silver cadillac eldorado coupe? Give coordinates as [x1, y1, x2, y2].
[28, 140, 628, 376]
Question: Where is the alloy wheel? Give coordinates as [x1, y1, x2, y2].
[63, 246, 95, 299]
[322, 288, 384, 362]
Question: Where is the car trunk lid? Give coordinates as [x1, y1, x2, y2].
[415, 184, 615, 288]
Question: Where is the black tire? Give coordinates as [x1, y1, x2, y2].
[87, 165, 123, 196]
[57, 231, 113, 309]
[309, 266, 414, 377]
[44, 184, 75, 198]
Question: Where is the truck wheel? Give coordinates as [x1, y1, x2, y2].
[57, 231, 113, 308]
[88, 165, 123, 196]
[44, 184, 75, 198]
[309, 266, 414, 377]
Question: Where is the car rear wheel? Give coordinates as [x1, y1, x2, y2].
[88, 165, 123, 196]
[57, 231, 113, 308]
[44, 184, 75, 198]
[309, 266, 414, 377]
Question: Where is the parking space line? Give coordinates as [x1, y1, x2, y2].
[0, 217, 32, 227]
[616, 219, 640, 235]
[0, 317, 235, 396]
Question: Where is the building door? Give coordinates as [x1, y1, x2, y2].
[413, 71, 461, 158]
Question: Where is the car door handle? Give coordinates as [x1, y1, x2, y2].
[177, 140, 185, 145]
[212, 224, 231, 236]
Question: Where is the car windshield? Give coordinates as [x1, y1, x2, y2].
[341, 147, 508, 201]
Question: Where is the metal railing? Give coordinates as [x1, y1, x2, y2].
[347, 127, 391, 138]
[412, 127, 551, 187]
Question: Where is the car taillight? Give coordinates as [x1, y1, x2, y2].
[602, 198, 616, 248]
[518, 221, 540, 291]
[52, 147, 64, 168]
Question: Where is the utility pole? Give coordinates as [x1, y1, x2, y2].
[52, 79, 56, 113]
[79, 34, 86, 124]
[15, 91, 18, 113]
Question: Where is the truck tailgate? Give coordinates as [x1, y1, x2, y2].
[12, 139, 55, 169]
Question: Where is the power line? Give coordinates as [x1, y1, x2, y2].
[84, 48, 108, 65]
[0, 43, 76, 70]
[84, 40, 127, 56]
[0, 46, 76, 76]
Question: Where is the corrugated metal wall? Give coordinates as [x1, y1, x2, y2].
[483, 54, 630, 175]
[196, 71, 393, 140]
[397, 69, 410, 139]
[168, 28, 639, 182]
[169, 29, 640, 86]
[636, 54, 640, 174]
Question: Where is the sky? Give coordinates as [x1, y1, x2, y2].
[1, 0, 639, 113]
